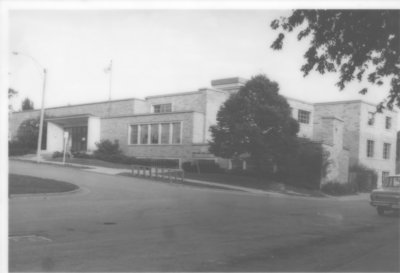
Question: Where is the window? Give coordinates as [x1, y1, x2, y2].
[172, 122, 181, 144]
[298, 110, 310, 124]
[130, 125, 138, 144]
[368, 112, 375, 126]
[385, 116, 392, 129]
[382, 171, 390, 186]
[383, 143, 391, 159]
[367, 140, 375, 157]
[153, 103, 172, 113]
[150, 124, 159, 144]
[129, 122, 181, 145]
[140, 124, 149, 144]
[161, 123, 170, 144]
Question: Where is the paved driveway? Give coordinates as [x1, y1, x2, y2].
[9, 161, 400, 272]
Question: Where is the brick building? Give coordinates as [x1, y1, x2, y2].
[9, 77, 397, 186]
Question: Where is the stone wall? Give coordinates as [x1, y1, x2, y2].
[286, 97, 314, 139]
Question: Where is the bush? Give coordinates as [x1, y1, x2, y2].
[52, 151, 63, 158]
[349, 164, 378, 192]
[92, 140, 179, 168]
[94, 139, 122, 157]
[72, 151, 93, 159]
[182, 160, 223, 173]
[278, 138, 330, 190]
[321, 181, 357, 196]
[8, 140, 34, 156]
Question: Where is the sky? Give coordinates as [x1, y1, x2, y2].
[8, 9, 392, 111]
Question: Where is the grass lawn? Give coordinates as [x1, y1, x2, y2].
[9, 174, 79, 195]
[185, 172, 326, 197]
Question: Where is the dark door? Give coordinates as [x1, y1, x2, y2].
[65, 126, 87, 152]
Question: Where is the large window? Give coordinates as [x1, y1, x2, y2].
[130, 125, 138, 144]
[385, 116, 392, 129]
[368, 112, 375, 126]
[298, 110, 310, 124]
[129, 122, 181, 145]
[172, 122, 181, 144]
[367, 140, 375, 158]
[153, 103, 172, 113]
[150, 124, 159, 144]
[161, 123, 170, 144]
[383, 143, 391, 159]
[140, 124, 149, 144]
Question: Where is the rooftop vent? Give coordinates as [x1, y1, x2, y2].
[211, 77, 247, 93]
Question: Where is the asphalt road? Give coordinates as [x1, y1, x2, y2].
[9, 161, 400, 272]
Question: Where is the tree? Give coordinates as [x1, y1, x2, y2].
[270, 10, 400, 110]
[209, 75, 299, 173]
[8, 88, 18, 112]
[21, 97, 34, 111]
[13, 117, 47, 151]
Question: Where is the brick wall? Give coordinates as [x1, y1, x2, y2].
[100, 111, 205, 161]
[9, 99, 140, 139]
[146, 91, 206, 113]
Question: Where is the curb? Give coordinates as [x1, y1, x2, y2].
[9, 187, 83, 199]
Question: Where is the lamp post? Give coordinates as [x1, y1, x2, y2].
[12, 52, 47, 163]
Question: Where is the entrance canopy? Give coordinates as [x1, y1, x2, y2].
[45, 114, 100, 153]
[45, 114, 94, 127]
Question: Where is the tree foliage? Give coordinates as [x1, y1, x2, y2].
[10, 117, 47, 154]
[209, 75, 299, 172]
[8, 88, 18, 112]
[271, 10, 400, 110]
[21, 97, 34, 111]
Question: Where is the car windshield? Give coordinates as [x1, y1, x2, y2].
[383, 176, 400, 187]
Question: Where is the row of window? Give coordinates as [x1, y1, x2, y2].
[129, 122, 181, 145]
[366, 140, 391, 159]
[367, 112, 392, 129]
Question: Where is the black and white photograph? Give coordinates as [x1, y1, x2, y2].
[2, 0, 400, 272]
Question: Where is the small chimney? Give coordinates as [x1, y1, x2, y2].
[211, 77, 247, 93]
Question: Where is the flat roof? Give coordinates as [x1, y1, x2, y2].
[211, 77, 247, 86]
[12, 97, 144, 114]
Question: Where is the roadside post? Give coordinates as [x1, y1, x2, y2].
[62, 131, 69, 165]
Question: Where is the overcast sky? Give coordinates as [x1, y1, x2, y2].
[8, 9, 391, 110]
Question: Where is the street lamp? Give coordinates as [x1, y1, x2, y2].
[12, 51, 47, 163]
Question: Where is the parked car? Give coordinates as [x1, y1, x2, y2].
[370, 175, 400, 215]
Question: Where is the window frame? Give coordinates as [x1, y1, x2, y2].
[383, 142, 391, 159]
[298, 110, 311, 124]
[385, 116, 392, 130]
[367, 139, 375, 158]
[152, 103, 172, 113]
[367, 112, 375, 126]
[128, 121, 182, 145]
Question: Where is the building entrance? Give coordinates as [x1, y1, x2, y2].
[65, 126, 88, 152]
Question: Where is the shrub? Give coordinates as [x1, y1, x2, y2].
[8, 140, 34, 156]
[52, 151, 63, 158]
[94, 139, 122, 157]
[279, 138, 330, 190]
[182, 160, 223, 173]
[321, 181, 357, 196]
[72, 151, 93, 159]
[349, 164, 378, 192]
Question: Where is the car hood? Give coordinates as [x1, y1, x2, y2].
[371, 187, 400, 195]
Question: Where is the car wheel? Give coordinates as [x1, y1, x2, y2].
[377, 207, 385, 215]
